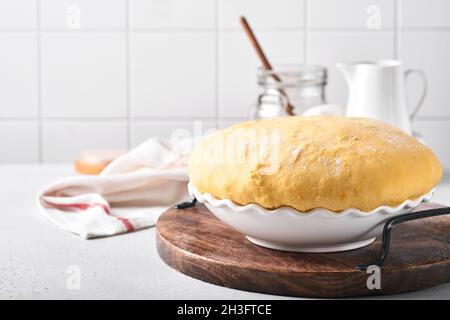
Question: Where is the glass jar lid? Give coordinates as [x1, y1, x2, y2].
[257, 64, 327, 89]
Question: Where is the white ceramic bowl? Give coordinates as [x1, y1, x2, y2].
[188, 183, 433, 253]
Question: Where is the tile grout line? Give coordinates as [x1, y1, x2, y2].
[0, 117, 218, 122]
[394, 0, 400, 59]
[214, 0, 220, 128]
[36, 0, 43, 163]
[0, 116, 446, 122]
[125, 0, 132, 149]
[2, 27, 450, 35]
[2, 25, 450, 34]
[304, 0, 308, 63]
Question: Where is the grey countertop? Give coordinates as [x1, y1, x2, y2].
[1, 164, 450, 300]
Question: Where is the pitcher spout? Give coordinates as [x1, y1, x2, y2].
[336, 62, 356, 86]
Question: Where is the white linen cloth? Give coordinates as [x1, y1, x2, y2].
[37, 138, 192, 239]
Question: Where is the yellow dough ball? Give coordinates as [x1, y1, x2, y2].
[189, 116, 442, 212]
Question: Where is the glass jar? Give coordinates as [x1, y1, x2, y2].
[250, 64, 328, 119]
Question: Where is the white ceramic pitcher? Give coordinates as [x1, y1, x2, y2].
[336, 60, 427, 134]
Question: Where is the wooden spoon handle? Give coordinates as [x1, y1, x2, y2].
[239, 16, 295, 115]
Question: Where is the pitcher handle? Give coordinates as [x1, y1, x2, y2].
[405, 69, 427, 120]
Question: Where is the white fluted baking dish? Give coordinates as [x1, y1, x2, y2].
[188, 182, 434, 253]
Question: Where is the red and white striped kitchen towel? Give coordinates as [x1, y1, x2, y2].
[37, 138, 192, 239]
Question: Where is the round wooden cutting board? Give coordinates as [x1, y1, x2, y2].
[156, 203, 450, 298]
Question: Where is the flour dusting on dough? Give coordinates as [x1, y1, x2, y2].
[291, 147, 301, 157]
[289, 147, 302, 162]
[335, 157, 342, 174]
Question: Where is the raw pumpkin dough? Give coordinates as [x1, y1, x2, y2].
[188, 116, 442, 212]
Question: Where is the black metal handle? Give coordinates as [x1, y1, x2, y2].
[174, 197, 197, 209]
[356, 206, 450, 271]
[174, 197, 450, 270]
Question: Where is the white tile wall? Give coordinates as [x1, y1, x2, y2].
[130, 33, 215, 118]
[130, 0, 215, 29]
[400, 0, 450, 28]
[0, 122, 39, 163]
[40, 0, 126, 30]
[218, 0, 304, 29]
[131, 120, 216, 147]
[0, 34, 38, 118]
[0, 0, 448, 166]
[400, 31, 450, 117]
[0, 0, 37, 30]
[41, 34, 127, 118]
[308, 0, 395, 29]
[42, 121, 127, 162]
